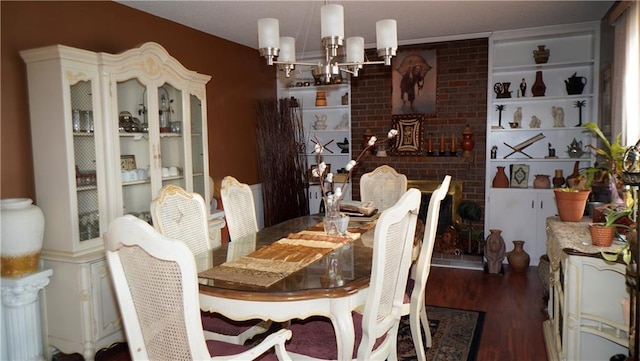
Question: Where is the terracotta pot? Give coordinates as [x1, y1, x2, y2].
[589, 224, 616, 247]
[533, 174, 551, 189]
[484, 229, 506, 274]
[492, 166, 509, 188]
[507, 240, 530, 272]
[554, 189, 590, 222]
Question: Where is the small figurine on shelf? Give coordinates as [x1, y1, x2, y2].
[518, 78, 527, 97]
[545, 143, 558, 159]
[552, 106, 565, 127]
[512, 106, 522, 128]
[494, 104, 505, 129]
[574, 100, 586, 126]
[491, 145, 497, 159]
[529, 115, 541, 128]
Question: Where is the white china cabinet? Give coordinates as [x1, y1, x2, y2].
[484, 22, 599, 265]
[278, 74, 352, 214]
[21, 42, 211, 360]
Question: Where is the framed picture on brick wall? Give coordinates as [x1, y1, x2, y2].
[389, 114, 424, 156]
[391, 49, 437, 116]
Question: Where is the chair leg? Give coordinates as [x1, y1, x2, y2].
[420, 306, 432, 348]
[409, 311, 426, 361]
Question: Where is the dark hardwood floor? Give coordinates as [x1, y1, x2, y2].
[425, 265, 548, 361]
[65, 264, 548, 361]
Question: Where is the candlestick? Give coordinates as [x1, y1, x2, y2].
[451, 134, 456, 151]
[440, 134, 445, 152]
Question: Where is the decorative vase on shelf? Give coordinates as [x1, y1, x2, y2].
[492, 166, 509, 188]
[553, 169, 565, 188]
[1, 198, 45, 278]
[531, 71, 546, 97]
[484, 229, 506, 274]
[565, 161, 581, 188]
[315, 91, 327, 107]
[533, 45, 550, 64]
[507, 240, 530, 272]
[533, 174, 551, 189]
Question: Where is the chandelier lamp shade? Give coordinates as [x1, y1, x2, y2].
[258, 4, 397, 83]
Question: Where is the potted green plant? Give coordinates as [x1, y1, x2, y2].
[457, 200, 482, 254]
[589, 206, 631, 247]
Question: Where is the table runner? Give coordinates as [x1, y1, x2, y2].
[199, 227, 360, 287]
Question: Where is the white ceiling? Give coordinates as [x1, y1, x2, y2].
[119, 1, 613, 58]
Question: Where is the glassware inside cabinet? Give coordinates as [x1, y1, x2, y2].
[71, 80, 101, 242]
[117, 78, 153, 219]
[190, 94, 206, 200]
[159, 83, 186, 191]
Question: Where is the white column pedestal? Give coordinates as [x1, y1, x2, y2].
[1, 269, 53, 361]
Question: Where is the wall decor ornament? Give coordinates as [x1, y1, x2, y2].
[510, 164, 530, 188]
[389, 113, 424, 156]
[391, 49, 437, 115]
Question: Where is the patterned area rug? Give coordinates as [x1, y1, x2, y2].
[398, 306, 485, 361]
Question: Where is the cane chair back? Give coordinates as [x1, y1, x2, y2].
[285, 188, 421, 360]
[220, 176, 259, 241]
[151, 185, 219, 254]
[359, 165, 407, 212]
[103, 215, 292, 361]
[402, 175, 451, 360]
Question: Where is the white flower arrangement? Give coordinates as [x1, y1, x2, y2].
[312, 129, 398, 204]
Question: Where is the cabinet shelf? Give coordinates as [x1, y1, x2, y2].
[493, 59, 595, 74]
[304, 105, 349, 111]
[490, 126, 587, 132]
[489, 157, 589, 162]
[287, 84, 349, 92]
[491, 93, 593, 105]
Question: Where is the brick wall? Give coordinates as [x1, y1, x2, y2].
[349, 38, 488, 222]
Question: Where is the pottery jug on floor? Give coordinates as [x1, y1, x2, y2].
[507, 240, 530, 272]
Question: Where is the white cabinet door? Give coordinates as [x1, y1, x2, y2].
[488, 189, 556, 265]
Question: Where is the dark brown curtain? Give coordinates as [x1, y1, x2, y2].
[256, 98, 309, 226]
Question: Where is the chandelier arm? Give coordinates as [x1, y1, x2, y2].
[273, 61, 318, 67]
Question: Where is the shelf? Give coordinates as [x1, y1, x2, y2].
[490, 126, 587, 132]
[286, 84, 349, 92]
[122, 179, 150, 186]
[493, 60, 595, 74]
[309, 129, 350, 132]
[73, 132, 95, 137]
[491, 94, 593, 104]
[489, 157, 590, 162]
[303, 105, 349, 111]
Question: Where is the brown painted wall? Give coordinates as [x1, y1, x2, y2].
[350, 39, 488, 214]
[1, 1, 275, 200]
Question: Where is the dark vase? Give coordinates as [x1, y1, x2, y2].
[492, 166, 509, 188]
[507, 240, 530, 272]
[553, 169, 565, 188]
[531, 71, 546, 97]
[485, 229, 506, 274]
[565, 161, 581, 188]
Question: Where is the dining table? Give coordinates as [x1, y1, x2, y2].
[197, 214, 379, 361]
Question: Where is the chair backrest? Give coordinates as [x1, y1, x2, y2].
[220, 176, 259, 241]
[104, 215, 212, 360]
[412, 175, 451, 307]
[357, 188, 421, 360]
[359, 165, 408, 212]
[150, 184, 219, 255]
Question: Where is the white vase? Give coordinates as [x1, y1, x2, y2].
[1, 198, 45, 277]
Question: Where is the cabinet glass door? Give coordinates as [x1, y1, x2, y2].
[159, 83, 186, 192]
[190, 94, 206, 200]
[116, 78, 153, 221]
[71, 80, 101, 242]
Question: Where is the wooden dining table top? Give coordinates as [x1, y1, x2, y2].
[197, 214, 377, 302]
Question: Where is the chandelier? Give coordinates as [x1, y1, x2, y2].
[258, 4, 397, 84]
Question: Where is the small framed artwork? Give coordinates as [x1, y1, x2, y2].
[389, 114, 424, 156]
[120, 155, 137, 171]
[510, 164, 530, 188]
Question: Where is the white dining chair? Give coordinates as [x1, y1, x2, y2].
[103, 215, 292, 361]
[150, 184, 270, 345]
[284, 188, 421, 360]
[359, 165, 408, 212]
[402, 175, 451, 360]
[220, 176, 259, 242]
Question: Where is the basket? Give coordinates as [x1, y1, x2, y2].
[589, 224, 616, 247]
